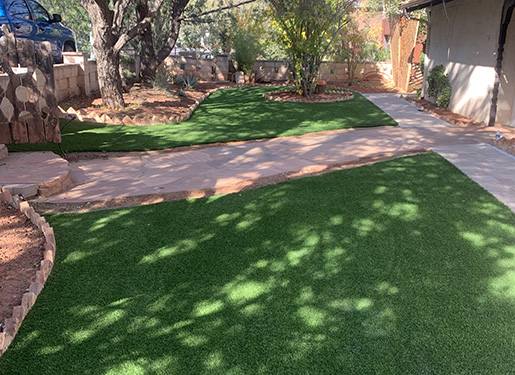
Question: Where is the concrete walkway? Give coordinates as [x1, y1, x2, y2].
[434, 144, 515, 212]
[40, 94, 513, 211]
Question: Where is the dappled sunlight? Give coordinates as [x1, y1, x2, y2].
[3, 154, 515, 374]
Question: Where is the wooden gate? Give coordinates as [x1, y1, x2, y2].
[0, 25, 60, 144]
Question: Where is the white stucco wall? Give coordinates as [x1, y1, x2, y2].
[425, 0, 506, 124]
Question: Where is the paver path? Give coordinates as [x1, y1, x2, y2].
[45, 94, 513, 212]
[434, 144, 515, 212]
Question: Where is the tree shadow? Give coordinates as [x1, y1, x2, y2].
[1, 154, 514, 374]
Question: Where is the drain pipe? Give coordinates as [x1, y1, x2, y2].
[489, 0, 515, 126]
[58, 115, 76, 158]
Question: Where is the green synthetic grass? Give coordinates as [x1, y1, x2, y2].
[2, 153, 515, 375]
[7, 86, 396, 153]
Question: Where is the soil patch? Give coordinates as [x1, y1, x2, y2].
[59, 82, 238, 121]
[404, 96, 486, 127]
[0, 202, 45, 326]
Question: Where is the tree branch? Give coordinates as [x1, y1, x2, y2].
[112, 0, 133, 34]
[180, 0, 258, 22]
[113, 0, 166, 53]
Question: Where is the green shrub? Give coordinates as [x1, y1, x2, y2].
[427, 65, 452, 109]
[437, 86, 452, 109]
[233, 32, 260, 75]
[153, 69, 173, 92]
[173, 74, 198, 90]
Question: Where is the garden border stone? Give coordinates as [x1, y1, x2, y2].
[0, 190, 57, 358]
[494, 136, 515, 156]
[58, 83, 288, 126]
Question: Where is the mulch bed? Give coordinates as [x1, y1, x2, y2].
[59, 82, 237, 122]
[0, 202, 45, 326]
[404, 96, 486, 127]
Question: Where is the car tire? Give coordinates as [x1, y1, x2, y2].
[63, 42, 76, 52]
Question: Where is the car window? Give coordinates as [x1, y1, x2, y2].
[7, 0, 31, 20]
[27, 0, 50, 22]
[0, 2, 7, 17]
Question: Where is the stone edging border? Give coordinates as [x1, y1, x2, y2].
[262, 88, 354, 103]
[58, 83, 289, 126]
[0, 190, 56, 357]
[494, 136, 515, 156]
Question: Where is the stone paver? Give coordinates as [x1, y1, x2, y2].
[364, 94, 451, 128]
[1, 93, 504, 212]
[434, 144, 515, 212]
[0, 151, 72, 197]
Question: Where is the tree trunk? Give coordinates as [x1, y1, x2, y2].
[95, 48, 125, 109]
[81, 0, 125, 109]
[137, 0, 158, 82]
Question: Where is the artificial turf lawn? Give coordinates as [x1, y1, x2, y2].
[7, 86, 397, 153]
[2, 153, 515, 375]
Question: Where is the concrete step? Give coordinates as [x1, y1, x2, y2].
[0, 152, 72, 198]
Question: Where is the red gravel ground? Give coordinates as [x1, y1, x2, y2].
[0, 203, 45, 325]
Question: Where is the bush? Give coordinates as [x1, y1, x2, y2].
[153, 69, 173, 92]
[427, 65, 452, 109]
[233, 32, 260, 75]
[173, 74, 198, 90]
[437, 86, 452, 109]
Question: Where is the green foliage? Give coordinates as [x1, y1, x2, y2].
[437, 85, 452, 109]
[233, 31, 260, 75]
[39, 0, 91, 52]
[268, 0, 354, 96]
[427, 65, 452, 109]
[153, 69, 173, 92]
[419, 51, 425, 72]
[173, 74, 199, 90]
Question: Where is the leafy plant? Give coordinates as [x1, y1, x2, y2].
[269, 0, 354, 96]
[153, 69, 173, 92]
[437, 86, 452, 109]
[427, 65, 452, 109]
[419, 52, 425, 73]
[173, 74, 199, 90]
[233, 31, 260, 75]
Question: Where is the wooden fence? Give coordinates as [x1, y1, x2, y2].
[0, 25, 60, 144]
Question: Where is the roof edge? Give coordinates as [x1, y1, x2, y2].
[400, 0, 456, 12]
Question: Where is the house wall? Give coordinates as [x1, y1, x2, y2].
[425, 0, 505, 124]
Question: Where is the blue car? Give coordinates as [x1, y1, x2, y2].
[0, 0, 76, 63]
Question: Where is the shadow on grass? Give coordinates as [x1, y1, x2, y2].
[1, 154, 514, 375]
[6, 87, 397, 153]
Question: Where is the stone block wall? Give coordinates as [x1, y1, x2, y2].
[54, 52, 98, 101]
[253, 60, 393, 83]
[165, 54, 229, 81]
